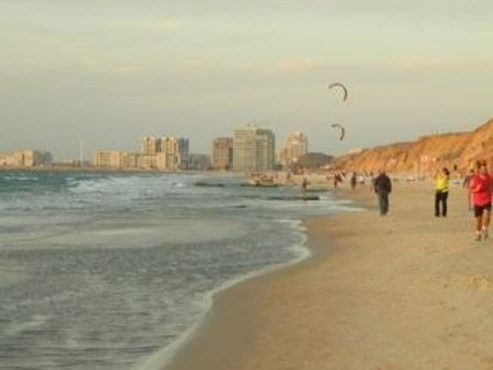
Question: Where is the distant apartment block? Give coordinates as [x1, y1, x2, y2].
[0, 150, 52, 167]
[94, 151, 121, 168]
[121, 152, 142, 168]
[142, 136, 157, 155]
[177, 138, 190, 169]
[142, 136, 186, 170]
[94, 151, 142, 169]
[233, 127, 275, 172]
[95, 135, 189, 171]
[187, 154, 211, 171]
[279, 131, 308, 168]
[157, 136, 180, 170]
[212, 137, 233, 170]
[141, 154, 157, 169]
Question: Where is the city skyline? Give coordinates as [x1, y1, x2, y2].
[92, 128, 278, 171]
[1, 1, 492, 159]
[0, 126, 309, 163]
[93, 128, 279, 171]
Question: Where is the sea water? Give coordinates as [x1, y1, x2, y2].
[0, 172, 355, 370]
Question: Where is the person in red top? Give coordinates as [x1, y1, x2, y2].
[469, 160, 493, 241]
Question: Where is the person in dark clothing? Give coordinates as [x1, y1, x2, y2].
[463, 168, 475, 210]
[350, 172, 357, 190]
[333, 173, 342, 189]
[374, 170, 392, 216]
[301, 177, 309, 197]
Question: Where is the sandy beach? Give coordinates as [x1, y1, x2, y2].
[165, 180, 493, 370]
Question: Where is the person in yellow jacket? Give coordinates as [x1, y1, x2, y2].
[434, 167, 450, 217]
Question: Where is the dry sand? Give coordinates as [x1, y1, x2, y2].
[165, 181, 493, 370]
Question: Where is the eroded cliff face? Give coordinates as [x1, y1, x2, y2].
[331, 119, 493, 176]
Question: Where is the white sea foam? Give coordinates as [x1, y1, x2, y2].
[132, 219, 311, 370]
[0, 172, 358, 370]
[4, 314, 50, 337]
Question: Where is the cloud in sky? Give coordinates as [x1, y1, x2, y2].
[0, 0, 492, 158]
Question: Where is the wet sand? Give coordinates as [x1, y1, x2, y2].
[164, 181, 493, 370]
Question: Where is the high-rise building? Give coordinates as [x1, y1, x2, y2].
[94, 151, 142, 168]
[212, 137, 233, 170]
[0, 150, 52, 167]
[279, 131, 308, 168]
[94, 151, 123, 168]
[0, 153, 19, 167]
[120, 152, 142, 168]
[178, 138, 190, 169]
[141, 154, 157, 169]
[137, 135, 187, 170]
[233, 127, 275, 172]
[142, 136, 157, 155]
[157, 136, 180, 170]
[187, 154, 211, 171]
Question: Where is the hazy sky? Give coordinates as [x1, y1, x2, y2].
[1, 0, 492, 159]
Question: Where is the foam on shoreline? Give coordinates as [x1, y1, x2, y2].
[132, 219, 311, 370]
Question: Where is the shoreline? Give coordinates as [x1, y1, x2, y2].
[1, 170, 344, 370]
[133, 219, 315, 370]
[159, 188, 367, 370]
[161, 181, 493, 370]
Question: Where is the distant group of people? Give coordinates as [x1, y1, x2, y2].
[373, 160, 492, 241]
[349, 160, 492, 242]
[298, 161, 492, 241]
[333, 173, 344, 188]
[431, 161, 492, 241]
[329, 171, 369, 190]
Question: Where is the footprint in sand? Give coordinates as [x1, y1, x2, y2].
[448, 274, 493, 292]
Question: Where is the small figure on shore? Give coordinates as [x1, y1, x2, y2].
[286, 172, 293, 186]
[463, 169, 474, 188]
[463, 168, 475, 210]
[301, 177, 309, 198]
[350, 172, 357, 190]
[434, 167, 450, 217]
[374, 170, 392, 216]
[369, 171, 375, 192]
[469, 160, 493, 241]
[333, 173, 342, 189]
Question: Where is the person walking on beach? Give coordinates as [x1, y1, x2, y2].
[374, 170, 392, 216]
[434, 167, 450, 217]
[463, 169, 474, 188]
[463, 168, 475, 210]
[350, 172, 357, 190]
[470, 160, 493, 241]
[301, 177, 309, 198]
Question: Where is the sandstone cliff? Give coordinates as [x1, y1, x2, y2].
[331, 119, 493, 176]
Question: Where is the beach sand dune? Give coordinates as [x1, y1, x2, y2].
[166, 182, 493, 370]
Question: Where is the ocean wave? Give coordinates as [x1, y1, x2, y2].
[2, 175, 39, 182]
[133, 218, 310, 370]
[0, 172, 358, 370]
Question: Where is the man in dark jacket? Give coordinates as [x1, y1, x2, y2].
[374, 170, 392, 216]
